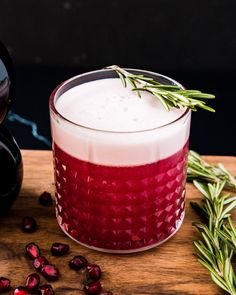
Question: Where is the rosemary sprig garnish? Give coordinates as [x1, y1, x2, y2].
[188, 150, 236, 192]
[106, 65, 215, 112]
[192, 180, 236, 294]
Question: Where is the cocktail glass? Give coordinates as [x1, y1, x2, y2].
[49, 69, 191, 253]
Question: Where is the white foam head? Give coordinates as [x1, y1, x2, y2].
[50, 74, 191, 166]
[56, 78, 186, 132]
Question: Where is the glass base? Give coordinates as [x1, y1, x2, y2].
[56, 210, 185, 254]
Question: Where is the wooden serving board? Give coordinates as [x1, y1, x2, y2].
[0, 151, 235, 295]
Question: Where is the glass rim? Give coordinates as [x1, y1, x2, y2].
[49, 68, 191, 134]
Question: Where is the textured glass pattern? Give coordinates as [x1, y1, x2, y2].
[53, 142, 188, 252]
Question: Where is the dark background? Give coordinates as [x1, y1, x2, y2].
[0, 0, 235, 155]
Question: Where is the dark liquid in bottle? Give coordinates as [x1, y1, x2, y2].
[0, 126, 23, 214]
[0, 41, 22, 214]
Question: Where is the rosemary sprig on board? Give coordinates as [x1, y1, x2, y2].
[192, 180, 236, 294]
[106, 65, 215, 112]
[188, 150, 236, 192]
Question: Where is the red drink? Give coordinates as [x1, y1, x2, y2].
[50, 69, 191, 253]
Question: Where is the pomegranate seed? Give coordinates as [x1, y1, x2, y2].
[13, 286, 31, 295]
[39, 284, 55, 295]
[22, 216, 37, 233]
[51, 242, 69, 256]
[69, 255, 88, 270]
[83, 281, 102, 295]
[0, 277, 11, 292]
[33, 256, 49, 271]
[86, 264, 102, 281]
[25, 242, 40, 259]
[25, 273, 40, 291]
[41, 265, 59, 281]
[39, 192, 53, 206]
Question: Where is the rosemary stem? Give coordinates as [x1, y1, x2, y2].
[106, 65, 215, 112]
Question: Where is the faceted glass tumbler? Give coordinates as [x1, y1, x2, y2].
[49, 69, 191, 253]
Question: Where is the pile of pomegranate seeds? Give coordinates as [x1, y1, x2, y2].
[38, 192, 53, 206]
[22, 217, 37, 233]
[9, 193, 112, 295]
[0, 277, 11, 293]
[11, 242, 56, 294]
[3, 241, 112, 295]
[69, 255, 112, 295]
[25, 242, 60, 282]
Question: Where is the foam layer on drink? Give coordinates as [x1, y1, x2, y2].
[51, 77, 191, 166]
[56, 78, 186, 132]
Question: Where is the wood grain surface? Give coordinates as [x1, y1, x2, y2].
[0, 151, 235, 295]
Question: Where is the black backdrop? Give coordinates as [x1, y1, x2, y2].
[0, 0, 235, 154]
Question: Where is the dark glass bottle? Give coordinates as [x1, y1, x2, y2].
[0, 41, 23, 214]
